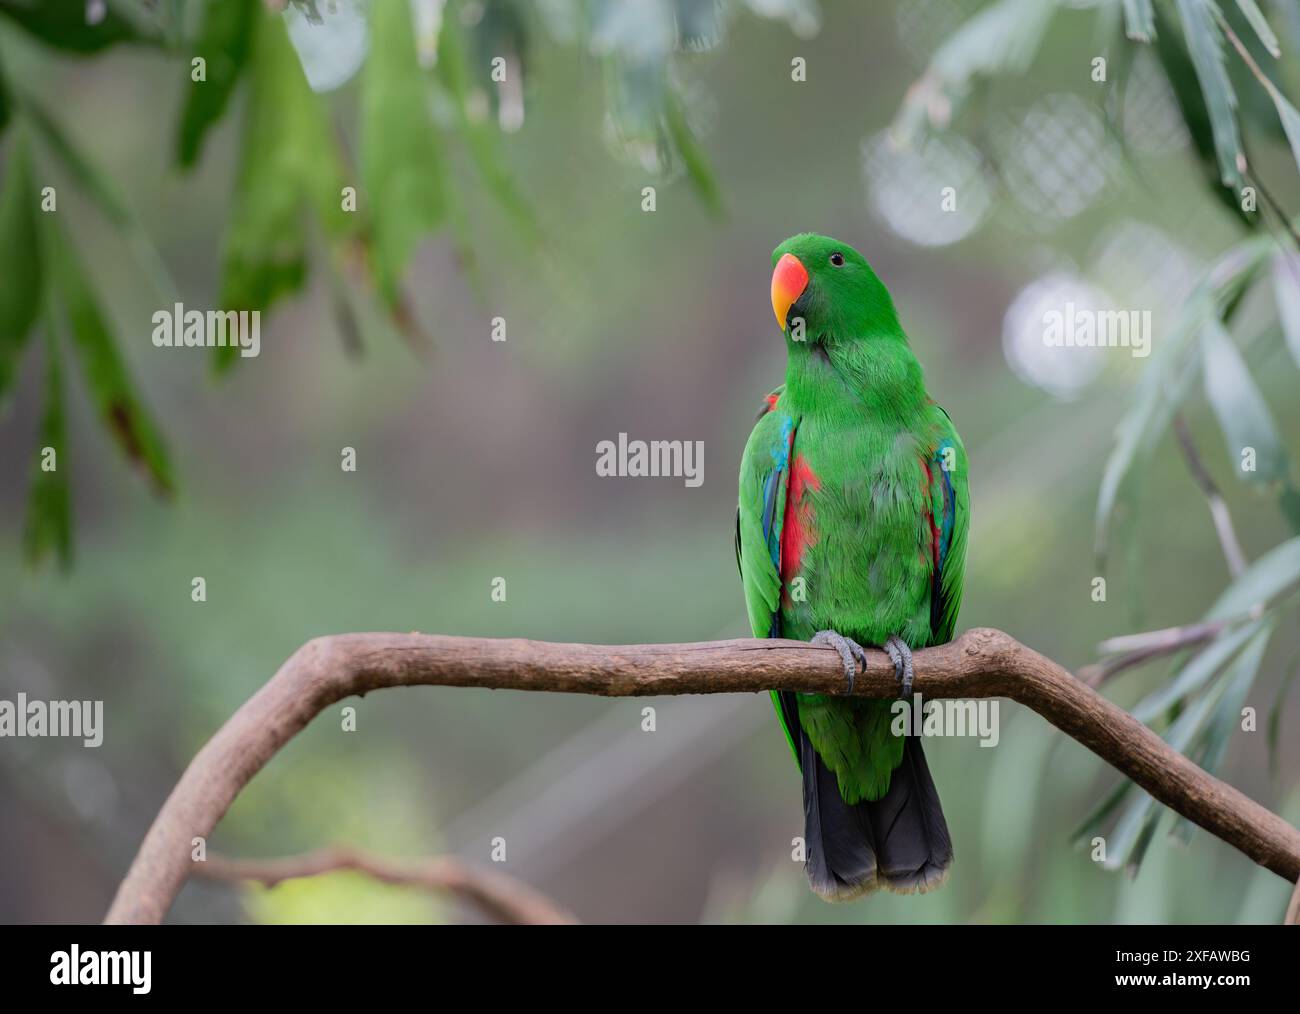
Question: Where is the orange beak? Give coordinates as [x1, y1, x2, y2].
[771, 253, 809, 331]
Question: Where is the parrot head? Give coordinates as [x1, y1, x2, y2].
[769, 233, 901, 348]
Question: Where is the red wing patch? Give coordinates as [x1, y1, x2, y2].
[920, 457, 940, 571]
[781, 452, 821, 592]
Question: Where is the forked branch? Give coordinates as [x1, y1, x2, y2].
[104, 628, 1300, 924]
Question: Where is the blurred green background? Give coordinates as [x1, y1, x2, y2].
[1, 0, 1298, 924]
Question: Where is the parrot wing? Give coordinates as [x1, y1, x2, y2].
[927, 404, 970, 645]
[736, 386, 801, 765]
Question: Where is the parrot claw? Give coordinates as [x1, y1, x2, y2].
[883, 635, 914, 697]
[811, 629, 868, 693]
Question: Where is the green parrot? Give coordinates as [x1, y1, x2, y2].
[735, 233, 969, 901]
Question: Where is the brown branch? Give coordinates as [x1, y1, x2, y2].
[103, 628, 1300, 924]
[1288, 879, 1300, 926]
[193, 846, 577, 925]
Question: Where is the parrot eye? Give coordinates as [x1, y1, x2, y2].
[829, 252, 845, 267]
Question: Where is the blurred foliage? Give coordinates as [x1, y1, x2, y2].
[899, 0, 1300, 875]
[0, 0, 805, 568]
[1, 0, 1299, 924]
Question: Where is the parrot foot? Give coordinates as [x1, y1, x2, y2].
[811, 629, 868, 693]
[883, 635, 914, 697]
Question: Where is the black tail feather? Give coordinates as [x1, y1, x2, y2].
[797, 714, 952, 902]
[867, 735, 953, 894]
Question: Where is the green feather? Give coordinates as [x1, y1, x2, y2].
[737, 233, 970, 805]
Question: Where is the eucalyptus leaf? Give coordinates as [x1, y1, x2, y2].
[177, 0, 259, 167]
[1233, 0, 1280, 58]
[1274, 253, 1300, 371]
[893, 0, 1055, 144]
[1177, 0, 1245, 188]
[437, 10, 538, 244]
[1168, 620, 1272, 839]
[40, 216, 173, 494]
[1201, 318, 1287, 485]
[664, 87, 723, 217]
[22, 328, 71, 568]
[0, 131, 41, 401]
[362, 0, 447, 308]
[1131, 618, 1262, 723]
[1123, 0, 1156, 42]
[0, 0, 161, 52]
[1206, 535, 1300, 619]
[217, 11, 346, 368]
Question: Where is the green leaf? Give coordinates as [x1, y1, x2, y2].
[1095, 235, 1274, 563]
[1233, 0, 1280, 58]
[1201, 318, 1287, 485]
[19, 93, 130, 226]
[664, 87, 723, 217]
[1207, 535, 1300, 619]
[893, 0, 1055, 144]
[40, 216, 173, 494]
[177, 0, 259, 168]
[14, 88, 179, 304]
[1132, 619, 1263, 723]
[436, 11, 538, 244]
[23, 327, 71, 568]
[1123, 0, 1156, 42]
[217, 11, 351, 368]
[0, 131, 41, 400]
[1168, 619, 1272, 840]
[0, 59, 11, 135]
[1177, 0, 1245, 188]
[0, 0, 161, 53]
[361, 0, 446, 308]
[1274, 253, 1300, 372]
[1106, 660, 1233, 870]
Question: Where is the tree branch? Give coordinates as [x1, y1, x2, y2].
[103, 628, 1300, 924]
[193, 846, 577, 925]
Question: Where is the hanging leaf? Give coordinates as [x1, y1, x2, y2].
[0, 0, 161, 53]
[19, 93, 131, 226]
[1123, 0, 1157, 42]
[1131, 618, 1262, 723]
[216, 11, 347, 369]
[23, 328, 71, 568]
[664, 86, 723, 217]
[1167, 619, 1272, 841]
[1233, 0, 1280, 59]
[1207, 534, 1300, 618]
[0, 131, 41, 401]
[1176, 0, 1245, 188]
[1201, 318, 1287, 486]
[0, 59, 10, 135]
[1094, 234, 1274, 564]
[361, 0, 447, 309]
[893, 0, 1055, 144]
[437, 10, 539, 244]
[177, 0, 259, 168]
[1105, 660, 1233, 870]
[1274, 253, 1300, 371]
[40, 216, 173, 495]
